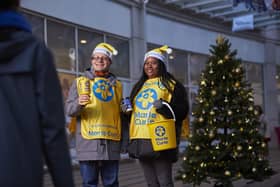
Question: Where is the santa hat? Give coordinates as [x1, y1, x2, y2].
[144, 45, 172, 64]
[92, 42, 118, 60]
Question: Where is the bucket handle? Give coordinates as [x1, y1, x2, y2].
[147, 101, 176, 123]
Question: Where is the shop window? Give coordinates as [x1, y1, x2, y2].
[168, 49, 188, 84]
[47, 20, 75, 71]
[244, 62, 264, 106]
[58, 72, 76, 103]
[106, 36, 129, 78]
[189, 53, 207, 86]
[78, 29, 103, 72]
[22, 12, 44, 41]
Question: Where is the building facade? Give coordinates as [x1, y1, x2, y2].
[21, 0, 280, 146]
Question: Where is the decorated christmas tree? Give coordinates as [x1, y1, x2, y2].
[177, 36, 274, 187]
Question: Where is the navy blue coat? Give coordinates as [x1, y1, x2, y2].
[0, 29, 74, 186]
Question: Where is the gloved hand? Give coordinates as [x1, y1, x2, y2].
[153, 99, 163, 109]
[121, 103, 128, 113]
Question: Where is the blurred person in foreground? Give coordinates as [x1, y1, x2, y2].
[65, 43, 128, 187]
[0, 0, 74, 186]
[125, 45, 189, 187]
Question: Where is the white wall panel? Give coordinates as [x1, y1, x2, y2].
[146, 14, 265, 63]
[21, 0, 131, 37]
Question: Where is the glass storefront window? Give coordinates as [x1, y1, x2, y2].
[168, 49, 188, 84]
[245, 63, 264, 106]
[276, 65, 280, 90]
[58, 72, 76, 102]
[106, 36, 129, 78]
[47, 20, 75, 71]
[189, 53, 207, 86]
[78, 29, 103, 72]
[22, 12, 44, 41]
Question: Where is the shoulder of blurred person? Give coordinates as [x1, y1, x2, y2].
[0, 2, 74, 186]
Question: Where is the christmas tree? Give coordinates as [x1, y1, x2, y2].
[177, 36, 274, 187]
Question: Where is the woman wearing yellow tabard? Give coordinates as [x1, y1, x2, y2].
[126, 45, 189, 187]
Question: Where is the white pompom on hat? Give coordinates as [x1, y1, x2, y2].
[92, 42, 118, 60]
[144, 45, 172, 64]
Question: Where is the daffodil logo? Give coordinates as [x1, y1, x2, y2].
[93, 80, 113, 102]
[155, 126, 166, 137]
[135, 88, 157, 110]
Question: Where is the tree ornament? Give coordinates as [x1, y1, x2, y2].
[227, 110, 232, 115]
[235, 68, 240, 73]
[209, 131, 215, 138]
[237, 145, 242, 151]
[235, 82, 240, 87]
[248, 106, 254, 111]
[252, 168, 257, 172]
[261, 142, 266, 148]
[209, 69, 214, 74]
[200, 80, 206, 86]
[254, 110, 259, 116]
[218, 59, 224, 64]
[224, 97, 228, 103]
[211, 90, 217, 96]
[195, 145, 200, 151]
[211, 81, 215, 85]
[182, 174, 187, 179]
[248, 145, 253, 150]
[224, 55, 230, 60]
[240, 127, 244, 132]
[183, 157, 187, 161]
[216, 35, 225, 45]
[210, 110, 215, 115]
[199, 117, 204, 122]
[224, 171, 231, 176]
[222, 75, 226, 79]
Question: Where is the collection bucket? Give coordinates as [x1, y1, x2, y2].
[147, 101, 177, 151]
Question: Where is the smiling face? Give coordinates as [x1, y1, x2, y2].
[91, 52, 111, 72]
[144, 57, 160, 79]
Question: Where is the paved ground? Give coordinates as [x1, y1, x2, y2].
[43, 149, 280, 187]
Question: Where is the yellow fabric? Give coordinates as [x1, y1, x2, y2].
[95, 42, 118, 55]
[151, 45, 172, 54]
[77, 77, 122, 140]
[68, 117, 77, 135]
[130, 77, 174, 139]
[181, 117, 190, 139]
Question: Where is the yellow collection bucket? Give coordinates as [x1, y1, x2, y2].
[147, 101, 177, 151]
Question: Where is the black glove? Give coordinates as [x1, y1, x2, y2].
[153, 99, 163, 109]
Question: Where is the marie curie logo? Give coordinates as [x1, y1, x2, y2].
[135, 88, 157, 110]
[155, 126, 166, 137]
[93, 80, 113, 102]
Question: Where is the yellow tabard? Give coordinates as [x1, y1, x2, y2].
[77, 76, 122, 140]
[130, 77, 175, 139]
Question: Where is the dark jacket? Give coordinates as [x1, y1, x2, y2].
[0, 29, 74, 186]
[128, 80, 189, 162]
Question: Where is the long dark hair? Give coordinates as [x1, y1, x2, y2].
[130, 59, 177, 103]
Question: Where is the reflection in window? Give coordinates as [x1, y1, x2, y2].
[190, 53, 207, 86]
[47, 20, 75, 71]
[168, 49, 188, 84]
[22, 12, 44, 41]
[106, 36, 129, 78]
[244, 63, 264, 106]
[58, 72, 76, 102]
[78, 29, 103, 72]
